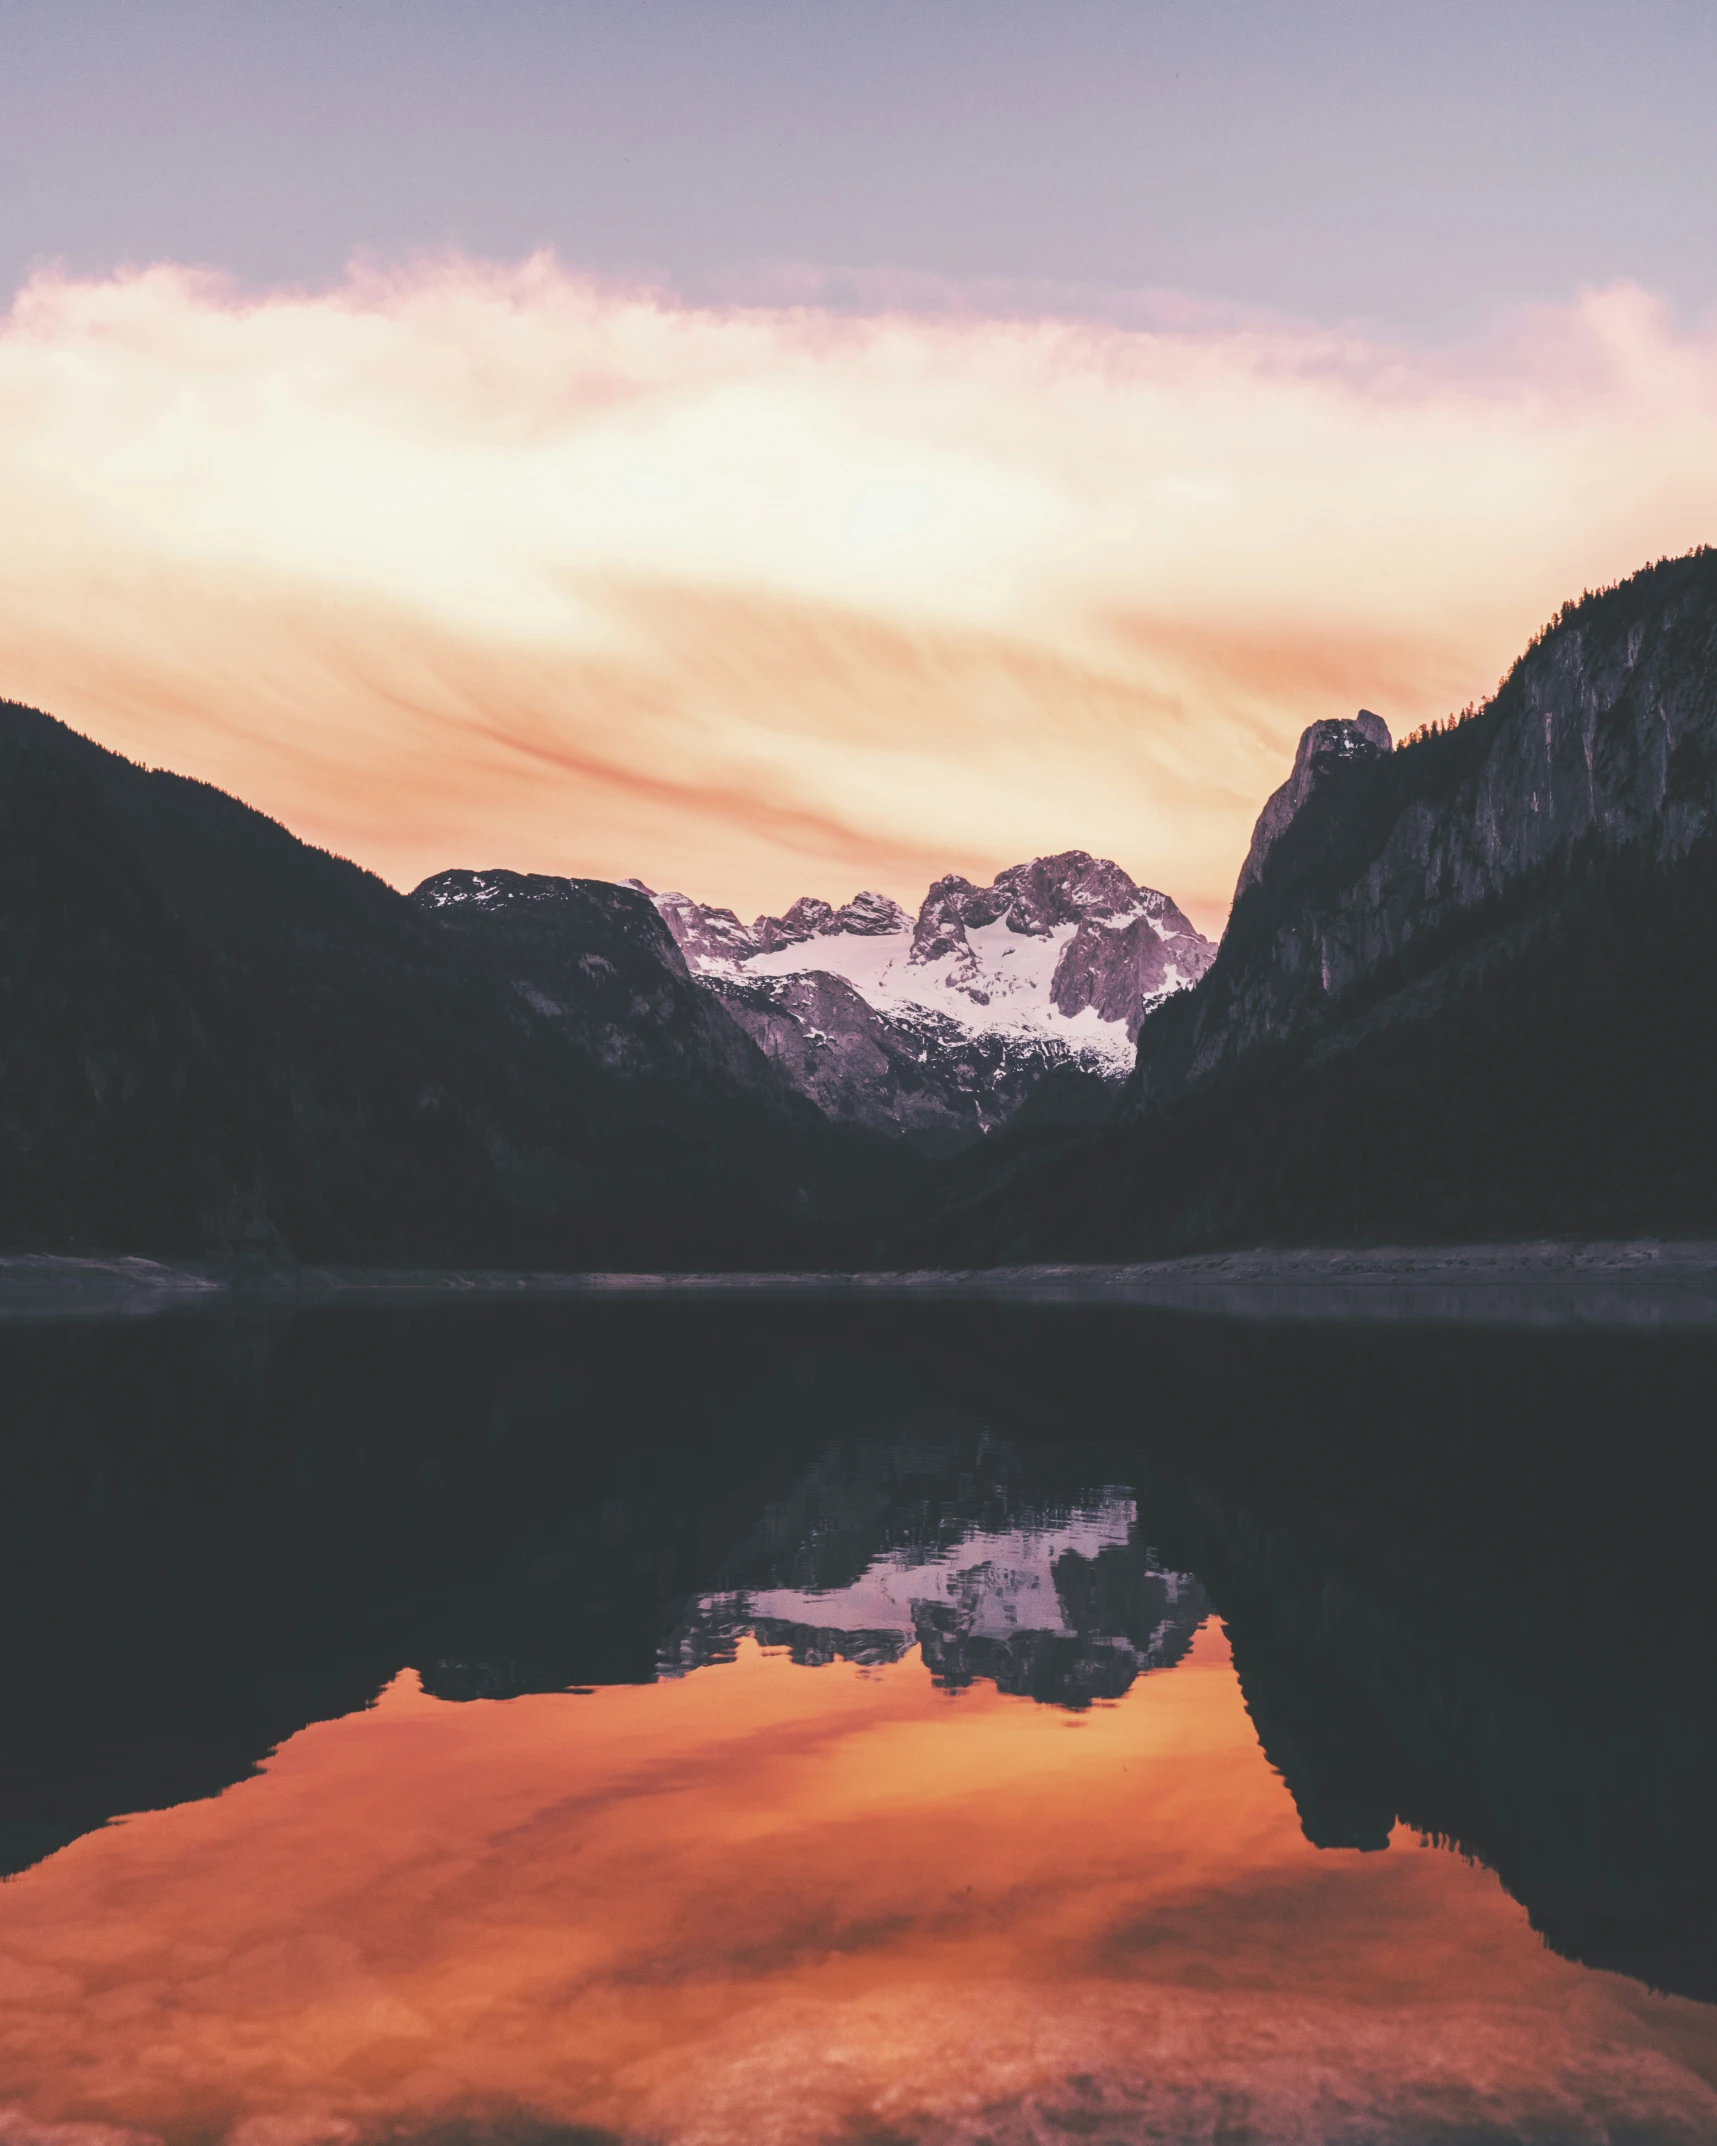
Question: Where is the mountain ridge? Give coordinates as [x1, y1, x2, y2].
[641, 848, 1215, 1150]
[893, 548, 1717, 1261]
[6, 545, 1715, 1269]
[0, 704, 915, 1263]
[1137, 551, 1717, 1107]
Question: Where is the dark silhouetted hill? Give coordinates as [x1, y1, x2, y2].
[0, 704, 914, 1264]
[892, 549, 1717, 1260]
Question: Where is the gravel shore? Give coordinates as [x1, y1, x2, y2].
[6, 1240, 1717, 1327]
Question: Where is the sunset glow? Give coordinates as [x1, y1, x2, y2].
[0, 1626, 1708, 2144]
[4, 260, 1715, 925]
[5, 15, 1717, 2144]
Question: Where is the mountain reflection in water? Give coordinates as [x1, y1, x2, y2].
[0, 1301, 1714, 2143]
[663, 1489, 1207, 1704]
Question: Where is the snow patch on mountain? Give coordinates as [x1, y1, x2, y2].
[648, 850, 1214, 1079]
[744, 920, 1137, 1070]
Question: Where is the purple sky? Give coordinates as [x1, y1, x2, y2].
[4, 0, 1716, 331]
[4, 3, 1716, 924]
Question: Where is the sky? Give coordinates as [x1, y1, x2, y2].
[3, 2, 1716, 928]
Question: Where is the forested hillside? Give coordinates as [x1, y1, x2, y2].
[0, 705, 897, 1265]
[892, 833, 1717, 1260]
[892, 553, 1717, 1261]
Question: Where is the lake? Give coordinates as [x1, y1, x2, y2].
[0, 1297, 1713, 2143]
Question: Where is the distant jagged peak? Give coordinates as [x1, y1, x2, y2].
[909, 850, 1204, 966]
[829, 889, 912, 937]
[752, 894, 831, 952]
[1235, 708, 1393, 901]
[652, 888, 759, 967]
[753, 890, 911, 947]
[641, 850, 1212, 1067]
[655, 859, 1198, 975]
[992, 850, 1158, 936]
[908, 876, 995, 969]
[659, 886, 914, 964]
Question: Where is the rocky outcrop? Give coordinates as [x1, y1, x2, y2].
[650, 886, 910, 964]
[1233, 710, 1392, 898]
[637, 886, 756, 967]
[709, 969, 1077, 1153]
[752, 896, 834, 952]
[1050, 901, 1214, 1037]
[1138, 551, 1717, 1103]
[827, 889, 910, 936]
[424, 866, 688, 965]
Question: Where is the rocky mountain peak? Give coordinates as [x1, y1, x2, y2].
[414, 868, 692, 976]
[908, 875, 999, 968]
[1235, 709, 1393, 901]
[656, 887, 915, 963]
[752, 895, 834, 952]
[991, 850, 1155, 936]
[638, 845, 1213, 1138]
[829, 889, 912, 937]
[646, 886, 758, 969]
[415, 867, 532, 911]
[902, 853, 1213, 1035]
[908, 852, 1197, 959]
[1140, 550, 1717, 1112]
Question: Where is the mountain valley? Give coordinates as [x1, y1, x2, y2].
[3, 547, 1716, 1270]
[0, 701, 1209, 1261]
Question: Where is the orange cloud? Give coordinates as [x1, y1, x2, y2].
[2, 261, 1714, 930]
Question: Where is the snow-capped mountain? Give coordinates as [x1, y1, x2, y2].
[639, 852, 1214, 1150]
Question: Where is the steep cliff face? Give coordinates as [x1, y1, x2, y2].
[1139, 550, 1717, 1102]
[1050, 907, 1209, 1030]
[1233, 710, 1392, 899]
[896, 552, 1717, 1262]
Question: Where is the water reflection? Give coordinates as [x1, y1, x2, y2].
[664, 1481, 1206, 1705]
[0, 1302, 1713, 2141]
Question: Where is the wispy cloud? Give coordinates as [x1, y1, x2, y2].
[2, 258, 1713, 926]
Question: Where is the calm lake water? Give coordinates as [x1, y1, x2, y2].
[1, 1299, 1715, 2144]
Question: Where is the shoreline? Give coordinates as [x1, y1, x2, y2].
[5, 1239, 1717, 1327]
